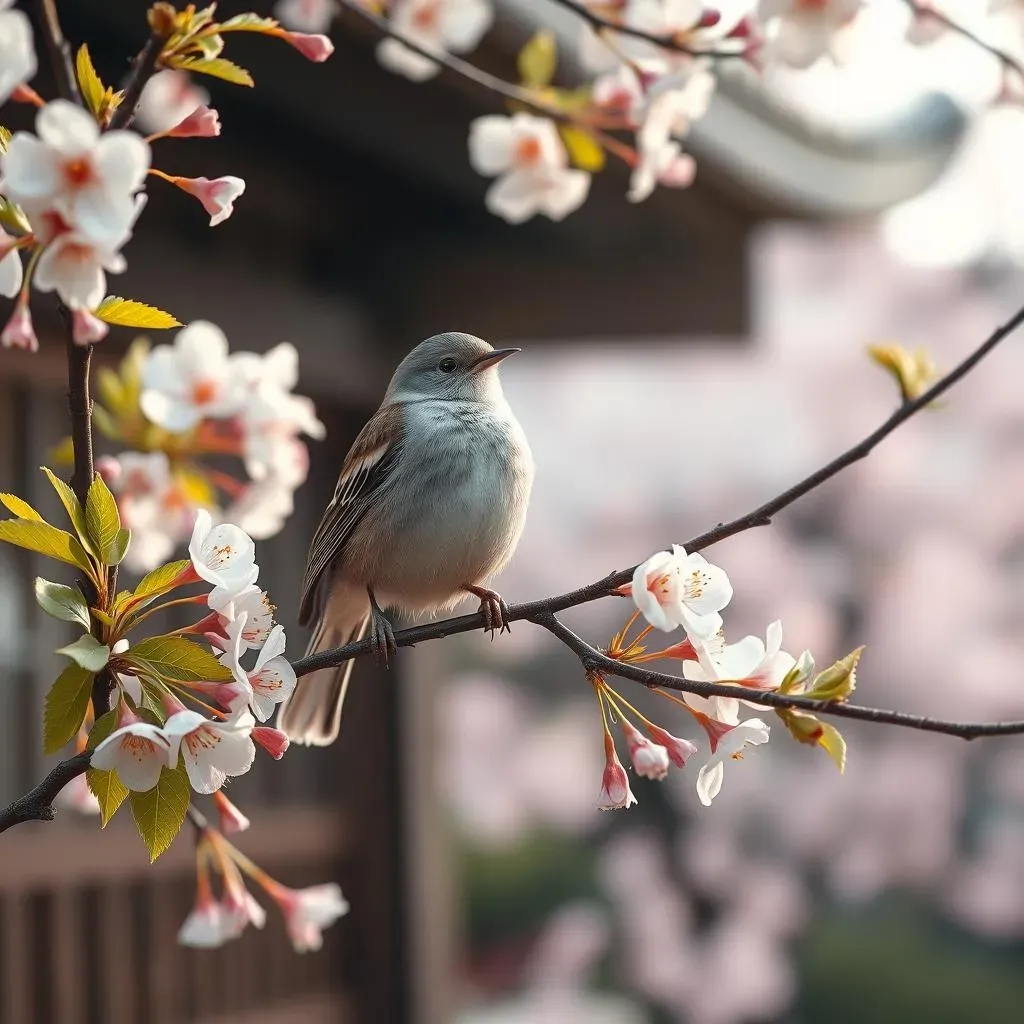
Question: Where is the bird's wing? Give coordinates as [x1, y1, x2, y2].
[298, 403, 404, 626]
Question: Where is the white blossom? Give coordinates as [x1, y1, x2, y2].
[135, 70, 208, 135]
[696, 719, 771, 806]
[0, 0, 36, 106]
[187, 508, 259, 601]
[272, 882, 350, 953]
[630, 544, 732, 637]
[274, 0, 336, 34]
[0, 228, 24, 299]
[376, 0, 493, 81]
[756, 0, 864, 68]
[164, 709, 257, 794]
[91, 712, 173, 792]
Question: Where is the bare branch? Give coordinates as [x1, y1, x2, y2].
[107, 31, 168, 132]
[295, 302, 1024, 675]
[0, 751, 91, 834]
[36, 0, 81, 104]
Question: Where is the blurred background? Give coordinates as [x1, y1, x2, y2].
[4, 1, 1024, 1022]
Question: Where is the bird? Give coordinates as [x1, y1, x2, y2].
[277, 331, 535, 746]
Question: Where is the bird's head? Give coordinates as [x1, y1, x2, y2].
[385, 332, 519, 405]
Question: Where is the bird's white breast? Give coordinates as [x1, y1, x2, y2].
[349, 397, 534, 613]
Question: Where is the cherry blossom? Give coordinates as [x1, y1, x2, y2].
[0, 229, 24, 299]
[32, 226, 130, 309]
[187, 509, 259, 600]
[178, 858, 235, 948]
[621, 719, 671, 780]
[223, 622, 296, 722]
[646, 723, 698, 768]
[274, 0, 336, 34]
[275, 29, 335, 62]
[135, 70, 209, 135]
[164, 708, 257, 794]
[210, 585, 277, 650]
[629, 544, 732, 637]
[140, 321, 246, 432]
[71, 307, 108, 346]
[91, 705, 173, 792]
[0, 0, 37, 106]
[253, 726, 290, 760]
[54, 773, 101, 815]
[167, 174, 246, 227]
[1, 100, 149, 243]
[1, 298, 36, 352]
[267, 882, 350, 953]
[376, 0, 493, 82]
[696, 718, 771, 806]
[755, 0, 864, 68]
[212, 790, 251, 834]
[684, 621, 797, 691]
[598, 731, 638, 810]
[162, 105, 221, 140]
[468, 114, 591, 224]
[225, 477, 298, 540]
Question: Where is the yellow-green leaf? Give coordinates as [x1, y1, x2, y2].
[131, 558, 191, 606]
[128, 635, 233, 683]
[129, 763, 190, 861]
[85, 473, 121, 563]
[40, 466, 94, 555]
[46, 436, 76, 467]
[172, 55, 254, 87]
[518, 30, 557, 89]
[75, 44, 106, 118]
[559, 125, 606, 172]
[108, 528, 131, 566]
[807, 646, 864, 702]
[56, 634, 110, 673]
[217, 12, 279, 32]
[0, 492, 43, 522]
[87, 709, 128, 826]
[0, 125, 10, 153]
[0, 518, 92, 572]
[819, 722, 846, 772]
[93, 296, 181, 330]
[43, 663, 96, 754]
[35, 577, 91, 629]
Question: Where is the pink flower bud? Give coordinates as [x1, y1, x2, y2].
[171, 175, 246, 227]
[597, 731, 637, 810]
[212, 789, 250, 834]
[253, 726, 289, 760]
[1, 300, 37, 352]
[698, 7, 722, 28]
[278, 30, 334, 62]
[167, 104, 222, 139]
[72, 307, 109, 346]
[646, 723, 698, 768]
[620, 720, 671, 780]
[690, 709, 734, 755]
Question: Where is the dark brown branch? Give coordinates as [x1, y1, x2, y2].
[107, 32, 167, 131]
[295, 302, 1024, 679]
[36, 0, 81, 104]
[535, 613, 1024, 741]
[0, 751, 91, 833]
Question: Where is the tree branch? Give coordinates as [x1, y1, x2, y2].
[295, 301, 1024, 676]
[107, 31, 167, 131]
[0, 751, 91, 834]
[36, 0, 81, 105]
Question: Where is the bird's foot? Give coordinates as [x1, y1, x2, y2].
[368, 588, 397, 665]
[465, 585, 511, 639]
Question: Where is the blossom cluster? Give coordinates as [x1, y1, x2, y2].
[88, 320, 324, 571]
[595, 543, 829, 808]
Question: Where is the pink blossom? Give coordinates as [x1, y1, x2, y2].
[165, 104, 221, 139]
[276, 29, 335, 62]
[1, 299, 37, 352]
[170, 175, 246, 227]
[268, 882, 349, 953]
[597, 731, 637, 810]
[620, 719, 670, 780]
[72, 307, 108, 345]
[253, 726, 290, 760]
[212, 790, 250, 834]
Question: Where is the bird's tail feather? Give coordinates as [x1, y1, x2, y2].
[277, 609, 369, 746]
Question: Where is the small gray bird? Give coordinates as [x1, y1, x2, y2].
[278, 332, 534, 746]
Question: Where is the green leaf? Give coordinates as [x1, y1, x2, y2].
[128, 635, 232, 683]
[133, 559, 191, 600]
[75, 44, 106, 117]
[808, 646, 864, 702]
[56, 634, 110, 672]
[40, 466, 94, 555]
[0, 519, 92, 572]
[43, 664, 96, 754]
[34, 577, 91, 628]
[217, 12, 279, 32]
[173, 55, 254, 87]
[819, 722, 847, 772]
[107, 528, 131, 566]
[0, 493, 43, 522]
[0, 125, 10, 153]
[129, 763, 190, 861]
[93, 296, 182, 330]
[86, 709, 128, 826]
[518, 30, 557, 88]
[85, 473, 121, 563]
[558, 125, 606, 172]
[138, 678, 169, 723]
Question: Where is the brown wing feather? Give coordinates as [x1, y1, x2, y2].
[298, 403, 405, 626]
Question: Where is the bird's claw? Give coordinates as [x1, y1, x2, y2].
[468, 586, 511, 639]
[368, 590, 397, 665]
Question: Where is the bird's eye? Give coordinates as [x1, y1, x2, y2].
[438, 357, 458, 374]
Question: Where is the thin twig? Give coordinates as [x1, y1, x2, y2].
[0, 751, 91, 833]
[36, 0, 81, 105]
[536, 613, 1024, 740]
[294, 302, 1024, 676]
[107, 32, 167, 131]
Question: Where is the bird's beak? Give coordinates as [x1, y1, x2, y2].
[471, 348, 520, 373]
